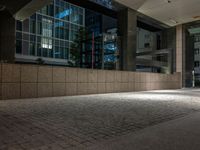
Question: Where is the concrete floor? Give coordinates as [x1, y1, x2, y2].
[0, 89, 200, 150]
[87, 111, 200, 150]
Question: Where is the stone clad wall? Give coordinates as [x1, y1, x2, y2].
[0, 63, 181, 100]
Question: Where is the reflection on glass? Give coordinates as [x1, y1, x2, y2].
[15, 0, 85, 61]
[103, 33, 118, 69]
[55, 9, 72, 19]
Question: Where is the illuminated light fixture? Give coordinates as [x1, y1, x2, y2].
[42, 44, 52, 49]
[169, 19, 178, 24]
[193, 16, 200, 19]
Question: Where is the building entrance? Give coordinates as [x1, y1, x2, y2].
[186, 22, 200, 87]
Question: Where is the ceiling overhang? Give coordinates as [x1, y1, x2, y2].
[0, 0, 51, 21]
[114, 0, 200, 26]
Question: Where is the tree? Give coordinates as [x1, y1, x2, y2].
[69, 27, 88, 67]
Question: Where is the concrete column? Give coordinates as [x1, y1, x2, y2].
[161, 27, 176, 73]
[118, 8, 137, 71]
[176, 25, 185, 87]
[0, 10, 15, 62]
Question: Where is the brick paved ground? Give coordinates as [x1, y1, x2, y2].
[0, 89, 200, 150]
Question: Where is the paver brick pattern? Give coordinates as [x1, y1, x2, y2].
[1, 89, 200, 149]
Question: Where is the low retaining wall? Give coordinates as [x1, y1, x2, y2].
[0, 63, 181, 100]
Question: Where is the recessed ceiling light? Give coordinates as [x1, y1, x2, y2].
[169, 19, 178, 24]
[165, 0, 172, 3]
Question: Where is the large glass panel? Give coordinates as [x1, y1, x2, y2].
[22, 41, 29, 55]
[42, 48, 48, 57]
[60, 47, 65, 59]
[16, 40, 22, 54]
[30, 19, 36, 34]
[89, 0, 113, 9]
[37, 43, 42, 56]
[41, 17, 53, 37]
[55, 46, 61, 58]
[16, 32, 22, 40]
[23, 33, 29, 41]
[70, 24, 80, 41]
[16, 21, 22, 31]
[55, 3, 70, 21]
[60, 22, 65, 39]
[184, 23, 200, 87]
[71, 5, 84, 25]
[37, 15, 42, 35]
[194, 34, 200, 87]
[15, 0, 84, 62]
[29, 42, 36, 56]
[64, 42, 69, 59]
[23, 19, 30, 32]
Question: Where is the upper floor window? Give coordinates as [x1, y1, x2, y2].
[195, 61, 200, 67]
[195, 49, 200, 55]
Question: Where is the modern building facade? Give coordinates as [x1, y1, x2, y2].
[13, 0, 175, 72]
[15, 0, 85, 65]
[194, 34, 200, 86]
[184, 22, 200, 87]
[0, 0, 200, 100]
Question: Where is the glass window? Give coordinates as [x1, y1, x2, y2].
[40, 4, 54, 16]
[30, 35, 36, 42]
[49, 48, 53, 58]
[37, 36, 41, 43]
[42, 48, 48, 57]
[64, 22, 69, 40]
[195, 61, 200, 67]
[41, 38, 52, 49]
[64, 46, 69, 59]
[55, 46, 61, 58]
[23, 19, 30, 32]
[56, 0, 60, 6]
[23, 33, 29, 41]
[55, 39, 60, 46]
[16, 40, 22, 54]
[37, 21, 42, 35]
[55, 3, 70, 21]
[30, 14, 36, 20]
[16, 0, 85, 61]
[37, 43, 42, 56]
[16, 32, 22, 40]
[55, 21, 60, 38]
[41, 17, 53, 37]
[30, 20, 36, 33]
[60, 27, 65, 39]
[70, 24, 79, 41]
[22, 41, 29, 55]
[49, 4, 54, 16]
[55, 20, 69, 40]
[60, 47, 65, 59]
[16, 21, 22, 31]
[71, 5, 82, 25]
[29, 42, 36, 56]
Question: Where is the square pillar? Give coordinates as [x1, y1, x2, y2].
[176, 24, 185, 87]
[0, 10, 15, 62]
[118, 8, 137, 71]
